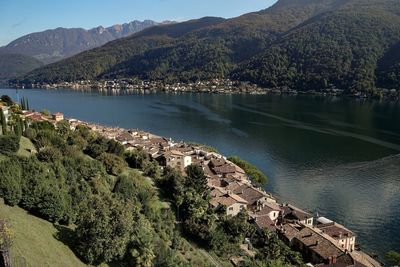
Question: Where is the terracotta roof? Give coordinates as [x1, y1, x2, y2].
[116, 132, 134, 142]
[210, 158, 226, 167]
[294, 227, 348, 261]
[233, 185, 266, 206]
[280, 224, 301, 240]
[282, 204, 313, 221]
[28, 114, 46, 121]
[170, 150, 184, 156]
[225, 181, 243, 191]
[210, 194, 248, 208]
[254, 202, 281, 217]
[208, 177, 227, 188]
[210, 187, 227, 198]
[255, 216, 277, 232]
[316, 223, 355, 239]
[213, 164, 236, 174]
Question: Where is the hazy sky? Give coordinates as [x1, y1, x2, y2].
[0, 0, 277, 46]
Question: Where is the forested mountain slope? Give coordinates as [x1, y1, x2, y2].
[19, 0, 400, 91]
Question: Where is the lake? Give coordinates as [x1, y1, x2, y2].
[1, 88, 399, 261]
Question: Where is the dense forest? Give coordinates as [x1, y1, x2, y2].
[16, 0, 400, 92]
[0, 52, 43, 82]
[0, 97, 305, 266]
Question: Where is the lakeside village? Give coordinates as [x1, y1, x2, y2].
[11, 78, 400, 100]
[1, 104, 384, 267]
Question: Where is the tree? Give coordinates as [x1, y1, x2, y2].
[37, 146, 63, 163]
[36, 180, 72, 223]
[185, 164, 208, 194]
[97, 152, 127, 175]
[13, 116, 23, 137]
[41, 109, 50, 116]
[24, 128, 37, 140]
[143, 160, 161, 180]
[0, 159, 22, 206]
[128, 216, 156, 267]
[56, 120, 71, 137]
[75, 195, 135, 264]
[160, 166, 185, 206]
[0, 95, 13, 106]
[386, 251, 400, 266]
[0, 109, 7, 135]
[0, 135, 20, 153]
[107, 139, 125, 157]
[125, 149, 149, 169]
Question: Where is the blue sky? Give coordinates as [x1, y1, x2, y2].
[0, 0, 277, 46]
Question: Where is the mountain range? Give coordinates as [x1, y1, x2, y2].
[0, 20, 174, 81]
[12, 0, 400, 91]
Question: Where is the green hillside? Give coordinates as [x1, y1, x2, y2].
[17, 0, 400, 91]
[0, 199, 87, 267]
[237, 1, 400, 91]
[0, 52, 43, 81]
[17, 0, 338, 84]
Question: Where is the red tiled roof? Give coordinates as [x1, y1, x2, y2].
[316, 223, 355, 239]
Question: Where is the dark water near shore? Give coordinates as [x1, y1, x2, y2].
[1, 88, 400, 261]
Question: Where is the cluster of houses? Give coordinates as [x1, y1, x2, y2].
[14, 78, 269, 95]
[6, 106, 381, 267]
[21, 110, 64, 123]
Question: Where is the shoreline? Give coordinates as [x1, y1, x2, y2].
[8, 79, 400, 101]
[57, 116, 381, 267]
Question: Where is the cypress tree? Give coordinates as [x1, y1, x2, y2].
[0, 109, 7, 135]
[14, 119, 22, 137]
[24, 120, 28, 133]
[26, 98, 30, 110]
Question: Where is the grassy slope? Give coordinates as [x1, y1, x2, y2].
[1, 141, 219, 266]
[17, 136, 37, 157]
[0, 199, 88, 267]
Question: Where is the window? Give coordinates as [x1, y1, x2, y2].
[229, 207, 233, 211]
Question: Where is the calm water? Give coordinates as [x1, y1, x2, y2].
[1, 88, 400, 261]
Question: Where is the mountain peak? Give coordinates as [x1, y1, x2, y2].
[0, 20, 165, 64]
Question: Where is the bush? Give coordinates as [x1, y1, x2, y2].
[0, 159, 22, 206]
[31, 121, 55, 131]
[75, 195, 135, 264]
[143, 160, 161, 180]
[24, 128, 37, 140]
[37, 181, 72, 223]
[35, 130, 65, 150]
[125, 149, 149, 169]
[37, 146, 63, 163]
[97, 153, 127, 175]
[0, 135, 20, 153]
[0, 95, 13, 106]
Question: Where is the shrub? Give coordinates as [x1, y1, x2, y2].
[0, 159, 22, 206]
[37, 146, 63, 163]
[0, 135, 20, 154]
[24, 128, 37, 140]
[97, 153, 127, 175]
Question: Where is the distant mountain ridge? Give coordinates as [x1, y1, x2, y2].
[17, 0, 400, 91]
[0, 20, 174, 64]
